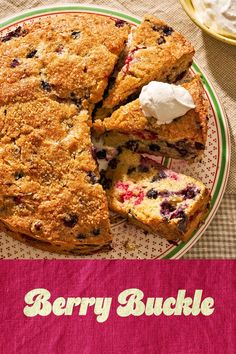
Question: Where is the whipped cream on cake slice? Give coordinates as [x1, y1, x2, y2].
[93, 76, 208, 161]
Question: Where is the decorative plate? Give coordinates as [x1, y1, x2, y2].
[0, 5, 231, 259]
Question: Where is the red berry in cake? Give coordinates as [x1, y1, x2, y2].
[55, 45, 64, 54]
[32, 221, 43, 231]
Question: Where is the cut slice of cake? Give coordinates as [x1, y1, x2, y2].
[0, 98, 112, 255]
[94, 14, 195, 119]
[0, 14, 130, 112]
[93, 76, 208, 161]
[104, 150, 211, 241]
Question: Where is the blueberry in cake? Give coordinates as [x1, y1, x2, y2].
[0, 12, 211, 254]
[95, 14, 195, 119]
[0, 14, 130, 113]
[0, 14, 131, 254]
[93, 76, 208, 161]
[104, 150, 211, 241]
[0, 97, 112, 255]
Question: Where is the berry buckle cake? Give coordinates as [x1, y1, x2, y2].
[95, 14, 195, 119]
[0, 100, 112, 254]
[0, 11, 211, 255]
[104, 151, 211, 241]
[93, 76, 208, 161]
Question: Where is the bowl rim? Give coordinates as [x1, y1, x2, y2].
[179, 0, 236, 46]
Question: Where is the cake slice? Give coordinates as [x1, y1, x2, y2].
[104, 150, 211, 241]
[95, 14, 195, 119]
[93, 76, 208, 161]
[0, 14, 130, 112]
[0, 98, 112, 255]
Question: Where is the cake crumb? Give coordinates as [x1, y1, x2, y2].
[124, 239, 136, 251]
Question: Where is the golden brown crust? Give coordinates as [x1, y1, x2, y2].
[95, 14, 195, 118]
[0, 98, 112, 253]
[0, 14, 132, 254]
[0, 220, 112, 255]
[0, 14, 130, 110]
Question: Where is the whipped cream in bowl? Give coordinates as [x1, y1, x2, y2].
[192, 0, 236, 38]
[139, 81, 195, 126]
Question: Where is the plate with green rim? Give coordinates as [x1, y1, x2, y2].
[0, 4, 231, 259]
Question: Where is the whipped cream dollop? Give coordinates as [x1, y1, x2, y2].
[192, 0, 236, 37]
[139, 81, 195, 125]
